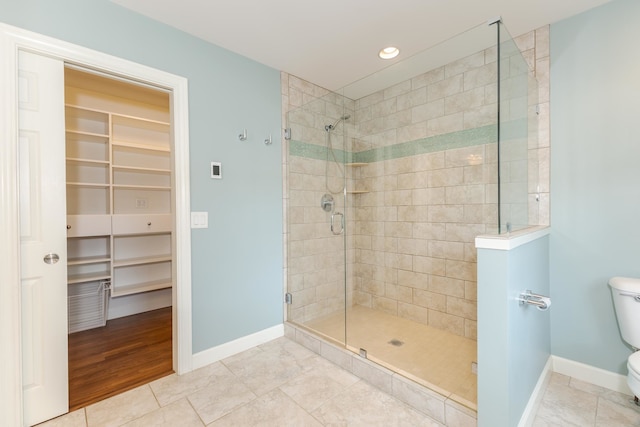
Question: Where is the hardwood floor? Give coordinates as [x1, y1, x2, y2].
[68, 307, 173, 411]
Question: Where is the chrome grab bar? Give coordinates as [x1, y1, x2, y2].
[331, 211, 344, 235]
[517, 289, 551, 311]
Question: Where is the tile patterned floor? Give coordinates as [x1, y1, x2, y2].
[533, 372, 640, 426]
[38, 337, 640, 427]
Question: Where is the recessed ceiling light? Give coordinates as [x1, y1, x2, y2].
[379, 46, 400, 60]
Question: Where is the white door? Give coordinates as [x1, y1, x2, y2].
[19, 50, 69, 426]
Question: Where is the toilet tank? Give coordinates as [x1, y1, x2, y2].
[609, 277, 640, 349]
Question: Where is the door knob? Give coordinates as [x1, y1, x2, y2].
[43, 253, 60, 264]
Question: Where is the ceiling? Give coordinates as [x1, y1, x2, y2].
[111, 0, 612, 93]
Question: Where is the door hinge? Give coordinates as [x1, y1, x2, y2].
[283, 128, 291, 140]
[285, 292, 292, 304]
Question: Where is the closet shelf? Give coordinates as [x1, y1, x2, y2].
[112, 141, 170, 152]
[347, 190, 369, 194]
[112, 184, 171, 191]
[66, 158, 110, 166]
[113, 254, 172, 268]
[66, 129, 109, 139]
[112, 165, 171, 174]
[68, 271, 111, 285]
[67, 182, 110, 188]
[112, 112, 170, 127]
[111, 279, 172, 297]
[65, 103, 110, 116]
[346, 163, 368, 167]
[68, 255, 111, 266]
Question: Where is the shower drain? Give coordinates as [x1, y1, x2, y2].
[388, 339, 404, 347]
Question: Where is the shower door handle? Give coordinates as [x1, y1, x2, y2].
[331, 211, 344, 235]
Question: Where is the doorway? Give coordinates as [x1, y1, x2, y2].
[63, 65, 175, 410]
[0, 23, 193, 426]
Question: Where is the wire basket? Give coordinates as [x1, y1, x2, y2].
[68, 280, 110, 333]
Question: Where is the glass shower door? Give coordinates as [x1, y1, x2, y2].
[285, 91, 351, 345]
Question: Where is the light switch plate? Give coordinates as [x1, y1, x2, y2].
[191, 211, 208, 228]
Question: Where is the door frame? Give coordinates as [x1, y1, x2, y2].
[0, 23, 193, 425]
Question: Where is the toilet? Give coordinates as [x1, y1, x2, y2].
[609, 276, 640, 401]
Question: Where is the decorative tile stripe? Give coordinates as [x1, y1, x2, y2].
[289, 140, 353, 163]
[355, 125, 498, 163]
[289, 124, 497, 163]
[288, 119, 529, 163]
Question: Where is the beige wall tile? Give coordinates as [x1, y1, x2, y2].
[372, 295, 399, 316]
[445, 259, 477, 281]
[428, 310, 464, 336]
[412, 152, 445, 171]
[413, 256, 446, 276]
[384, 80, 412, 99]
[413, 289, 447, 311]
[412, 99, 445, 123]
[398, 302, 429, 325]
[445, 52, 486, 78]
[444, 87, 485, 115]
[412, 66, 445, 89]
[463, 63, 497, 91]
[447, 296, 477, 321]
[427, 74, 464, 101]
[429, 275, 465, 298]
[428, 205, 464, 223]
[429, 240, 465, 261]
[412, 187, 446, 205]
[397, 87, 428, 111]
[427, 112, 464, 137]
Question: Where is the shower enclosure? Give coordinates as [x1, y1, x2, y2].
[284, 20, 538, 411]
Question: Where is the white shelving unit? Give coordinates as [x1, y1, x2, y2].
[65, 68, 173, 331]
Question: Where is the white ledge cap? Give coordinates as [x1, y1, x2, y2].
[475, 226, 550, 251]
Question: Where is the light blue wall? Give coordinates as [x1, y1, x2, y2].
[478, 235, 550, 426]
[550, 0, 640, 373]
[0, 0, 283, 353]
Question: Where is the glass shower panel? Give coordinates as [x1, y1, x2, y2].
[498, 22, 538, 233]
[341, 22, 498, 406]
[285, 89, 353, 345]
[284, 19, 538, 411]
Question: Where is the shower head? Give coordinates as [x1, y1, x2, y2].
[324, 114, 351, 131]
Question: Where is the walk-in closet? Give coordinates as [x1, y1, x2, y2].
[64, 67, 174, 409]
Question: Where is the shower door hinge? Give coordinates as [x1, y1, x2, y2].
[285, 292, 292, 304]
[283, 128, 291, 140]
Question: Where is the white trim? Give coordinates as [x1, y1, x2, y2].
[518, 356, 553, 427]
[475, 226, 550, 251]
[0, 23, 193, 425]
[192, 324, 285, 370]
[552, 355, 632, 395]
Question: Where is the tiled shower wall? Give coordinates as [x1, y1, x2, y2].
[347, 45, 499, 340]
[281, 26, 550, 339]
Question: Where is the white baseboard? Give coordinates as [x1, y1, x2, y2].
[552, 355, 632, 395]
[192, 324, 284, 370]
[518, 356, 553, 427]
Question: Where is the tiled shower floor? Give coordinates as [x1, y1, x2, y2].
[305, 305, 477, 407]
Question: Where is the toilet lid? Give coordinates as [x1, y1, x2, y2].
[629, 352, 640, 374]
